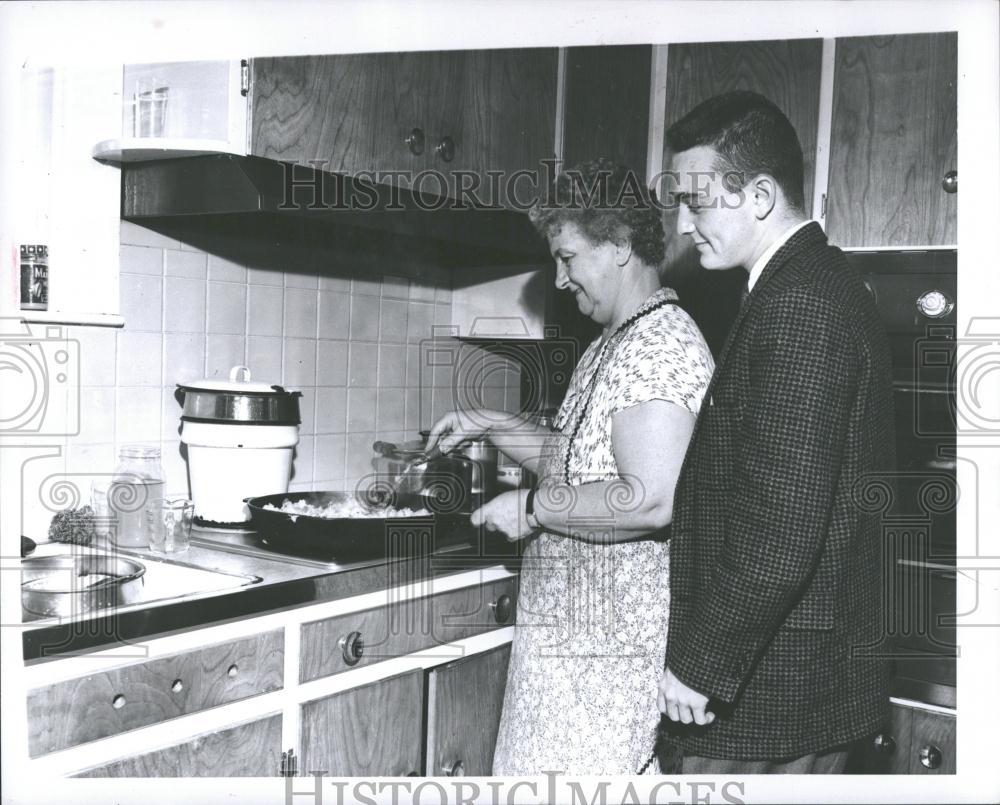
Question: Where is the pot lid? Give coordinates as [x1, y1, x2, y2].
[178, 365, 299, 395]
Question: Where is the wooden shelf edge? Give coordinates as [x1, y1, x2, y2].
[92, 138, 245, 164]
[19, 311, 125, 328]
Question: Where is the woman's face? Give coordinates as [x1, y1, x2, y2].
[548, 222, 622, 326]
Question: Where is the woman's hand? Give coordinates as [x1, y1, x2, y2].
[470, 490, 536, 541]
[426, 409, 507, 454]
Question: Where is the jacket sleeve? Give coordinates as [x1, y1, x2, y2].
[666, 288, 860, 703]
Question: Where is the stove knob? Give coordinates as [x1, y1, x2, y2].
[916, 290, 953, 319]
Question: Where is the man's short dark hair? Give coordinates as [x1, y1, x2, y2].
[529, 158, 666, 268]
[665, 91, 806, 214]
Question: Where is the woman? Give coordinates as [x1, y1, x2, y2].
[427, 159, 714, 775]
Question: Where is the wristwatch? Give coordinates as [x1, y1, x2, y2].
[525, 487, 540, 530]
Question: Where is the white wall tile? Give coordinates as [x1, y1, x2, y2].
[319, 274, 351, 292]
[348, 342, 378, 387]
[379, 299, 408, 343]
[382, 274, 410, 299]
[291, 436, 314, 484]
[75, 327, 117, 387]
[352, 276, 381, 296]
[434, 285, 453, 306]
[163, 277, 207, 333]
[404, 387, 421, 431]
[409, 280, 437, 303]
[248, 285, 283, 336]
[120, 274, 162, 332]
[316, 341, 348, 386]
[163, 332, 206, 387]
[205, 334, 246, 379]
[376, 390, 406, 432]
[120, 221, 179, 249]
[117, 331, 163, 386]
[298, 388, 316, 435]
[76, 387, 116, 443]
[406, 302, 435, 344]
[377, 344, 406, 387]
[349, 294, 380, 341]
[285, 272, 318, 289]
[64, 442, 116, 478]
[248, 336, 283, 381]
[284, 288, 318, 339]
[160, 440, 190, 497]
[315, 386, 347, 433]
[207, 254, 246, 283]
[247, 266, 283, 286]
[208, 282, 248, 335]
[347, 387, 377, 432]
[120, 244, 163, 275]
[164, 249, 207, 278]
[284, 338, 317, 387]
[318, 291, 350, 340]
[313, 434, 346, 483]
[115, 387, 162, 444]
[345, 431, 377, 482]
[162, 386, 185, 441]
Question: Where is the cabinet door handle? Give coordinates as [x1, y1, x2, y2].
[872, 733, 896, 754]
[435, 136, 455, 163]
[919, 743, 943, 769]
[489, 594, 513, 625]
[441, 760, 465, 776]
[339, 630, 364, 666]
[941, 170, 957, 194]
[405, 128, 425, 156]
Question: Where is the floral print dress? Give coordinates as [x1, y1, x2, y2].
[491, 288, 714, 776]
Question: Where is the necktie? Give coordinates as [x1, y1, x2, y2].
[739, 277, 750, 306]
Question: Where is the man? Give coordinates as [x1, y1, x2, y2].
[657, 91, 895, 773]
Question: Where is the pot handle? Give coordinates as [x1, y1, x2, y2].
[229, 365, 252, 383]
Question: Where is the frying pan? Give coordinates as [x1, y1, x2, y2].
[245, 490, 479, 562]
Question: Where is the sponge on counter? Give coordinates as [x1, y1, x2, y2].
[48, 506, 97, 545]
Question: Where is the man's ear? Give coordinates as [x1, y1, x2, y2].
[614, 238, 634, 267]
[750, 175, 778, 220]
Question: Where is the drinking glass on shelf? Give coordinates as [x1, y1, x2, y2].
[133, 77, 169, 138]
[146, 497, 194, 554]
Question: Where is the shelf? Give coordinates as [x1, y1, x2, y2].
[19, 311, 125, 328]
[92, 138, 244, 164]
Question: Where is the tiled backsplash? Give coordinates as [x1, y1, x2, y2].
[58, 220, 521, 503]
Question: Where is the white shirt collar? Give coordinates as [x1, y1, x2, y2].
[746, 219, 814, 292]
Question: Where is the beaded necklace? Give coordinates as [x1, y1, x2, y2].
[563, 297, 678, 483]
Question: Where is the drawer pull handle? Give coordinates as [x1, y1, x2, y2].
[171, 678, 184, 693]
[405, 127, 425, 156]
[442, 760, 464, 776]
[339, 631, 364, 666]
[227, 663, 239, 679]
[490, 594, 513, 625]
[919, 743, 943, 769]
[872, 733, 896, 754]
[112, 694, 126, 709]
[435, 135, 455, 163]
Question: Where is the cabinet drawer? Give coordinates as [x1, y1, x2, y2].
[27, 630, 283, 757]
[74, 714, 282, 778]
[300, 577, 517, 683]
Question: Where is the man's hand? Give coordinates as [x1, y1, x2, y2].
[470, 490, 536, 541]
[658, 667, 715, 726]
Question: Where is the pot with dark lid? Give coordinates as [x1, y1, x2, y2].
[179, 366, 301, 525]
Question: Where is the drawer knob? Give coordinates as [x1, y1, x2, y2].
[112, 694, 126, 709]
[490, 594, 513, 625]
[405, 127, 425, 156]
[941, 170, 957, 194]
[339, 630, 364, 666]
[872, 733, 896, 754]
[435, 135, 455, 163]
[442, 760, 464, 776]
[227, 663, 239, 679]
[171, 678, 184, 693]
[919, 743, 943, 769]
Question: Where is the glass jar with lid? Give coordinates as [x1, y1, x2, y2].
[108, 445, 165, 547]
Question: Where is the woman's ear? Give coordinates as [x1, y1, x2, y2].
[614, 239, 634, 267]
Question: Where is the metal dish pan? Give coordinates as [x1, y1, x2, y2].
[245, 491, 477, 562]
[22, 554, 146, 619]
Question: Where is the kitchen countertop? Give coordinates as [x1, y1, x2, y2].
[21, 525, 521, 664]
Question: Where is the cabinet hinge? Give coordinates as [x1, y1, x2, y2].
[280, 748, 298, 777]
[240, 59, 250, 97]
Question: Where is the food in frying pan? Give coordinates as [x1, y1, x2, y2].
[263, 498, 430, 520]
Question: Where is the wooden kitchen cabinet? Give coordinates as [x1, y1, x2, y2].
[849, 701, 955, 774]
[26, 630, 283, 757]
[299, 671, 424, 776]
[74, 714, 282, 777]
[827, 33, 957, 247]
[250, 49, 557, 209]
[426, 643, 511, 776]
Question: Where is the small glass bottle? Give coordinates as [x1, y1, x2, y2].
[108, 445, 165, 548]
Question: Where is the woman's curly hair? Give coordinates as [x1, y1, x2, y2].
[528, 158, 666, 268]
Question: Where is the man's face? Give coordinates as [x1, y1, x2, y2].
[670, 145, 754, 271]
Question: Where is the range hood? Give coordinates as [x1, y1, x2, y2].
[120, 154, 548, 265]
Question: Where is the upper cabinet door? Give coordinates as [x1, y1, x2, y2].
[827, 33, 957, 248]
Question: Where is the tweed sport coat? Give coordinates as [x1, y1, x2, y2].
[664, 222, 895, 760]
